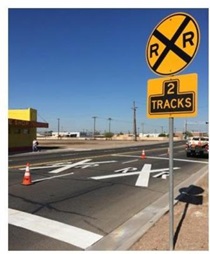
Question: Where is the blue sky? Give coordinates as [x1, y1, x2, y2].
[9, 8, 208, 134]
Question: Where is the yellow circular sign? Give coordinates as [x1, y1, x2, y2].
[146, 12, 200, 76]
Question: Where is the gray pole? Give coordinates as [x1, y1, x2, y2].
[57, 118, 60, 138]
[169, 117, 174, 250]
[108, 117, 112, 133]
[142, 123, 144, 135]
[185, 120, 188, 138]
[132, 101, 137, 141]
[92, 116, 97, 139]
[206, 121, 209, 134]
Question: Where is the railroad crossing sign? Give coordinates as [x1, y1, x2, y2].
[147, 73, 197, 118]
[146, 12, 200, 76]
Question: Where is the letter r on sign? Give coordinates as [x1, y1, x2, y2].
[150, 43, 159, 57]
[183, 31, 194, 48]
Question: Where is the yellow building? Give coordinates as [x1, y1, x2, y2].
[9, 108, 48, 153]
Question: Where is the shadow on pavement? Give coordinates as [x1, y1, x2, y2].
[38, 146, 60, 150]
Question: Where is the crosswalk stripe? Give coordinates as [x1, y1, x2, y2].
[9, 208, 103, 249]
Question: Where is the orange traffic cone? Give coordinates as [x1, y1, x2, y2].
[22, 163, 32, 185]
[140, 150, 146, 159]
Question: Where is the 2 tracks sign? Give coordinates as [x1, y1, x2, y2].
[147, 73, 197, 118]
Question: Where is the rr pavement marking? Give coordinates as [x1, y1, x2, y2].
[135, 164, 151, 187]
[90, 166, 180, 181]
[9, 208, 103, 249]
[50, 159, 92, 173]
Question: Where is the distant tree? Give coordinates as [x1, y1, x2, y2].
[158, 133, 167, 137]
[183, 131, 193, 139]
[104, 132, 114, 139]
[117, 132, 124, 136]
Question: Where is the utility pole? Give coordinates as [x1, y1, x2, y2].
[132, 101, 137, 141]
[185, 120, 188, 132]
[92, 116, 97, 139]
[57, 118, 60, 138]
[141, 122, 144, 136]
[184, 119, 188, 139]
[205, 121, 208, 135]
[108, 117, 112, 133]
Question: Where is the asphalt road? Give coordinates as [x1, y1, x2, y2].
[9, 141, 172, 167]
[8, 141, 208, 250]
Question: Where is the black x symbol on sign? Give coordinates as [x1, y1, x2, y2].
[146, 13, 200, 76]
[152, 16, 192, 71]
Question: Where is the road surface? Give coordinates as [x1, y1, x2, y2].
[9, 141, 208, 250]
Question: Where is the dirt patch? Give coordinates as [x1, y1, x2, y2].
[130, 174, 208, 251]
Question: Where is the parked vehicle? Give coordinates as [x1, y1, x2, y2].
[185, 136, 209, 157]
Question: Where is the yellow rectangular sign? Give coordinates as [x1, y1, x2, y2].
[147, 73, 197, 118]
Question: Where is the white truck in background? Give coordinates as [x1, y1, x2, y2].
[185, 136, 209, 157]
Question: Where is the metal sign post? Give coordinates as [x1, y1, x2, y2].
[145, 12, 200, 251]
[169, 117, 174, 250]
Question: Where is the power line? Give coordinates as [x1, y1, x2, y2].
[37, 113, 48, 123]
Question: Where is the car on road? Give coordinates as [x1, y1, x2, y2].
[185, 136, 209, 157]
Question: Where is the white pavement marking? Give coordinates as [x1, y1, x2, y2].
[148, 156, 208, 164]
[115, 167, 137, 173]
[122, 159, 138, 164]
[32, 172, 74, 183]
[135, 164, 151, 187]
[149, 167, 180, 173]
[79, 161, 117, 168]
[159, 153, 168, 156]
[90, 171, 139, 180]
[8, 208, 103, 249]
[112, 154, 139, 158]
[50, 159, 92, 173]
[172, 158, 209, 164]
[90, 160, 117, 164]
[19, 159, 117, 173]
[153, 172, 169, 179]
[112, 154, 208, 164]
[90, 166, 180, 180]
[19, 165, 57, 171]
